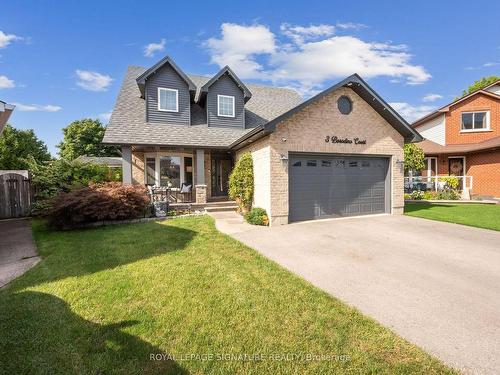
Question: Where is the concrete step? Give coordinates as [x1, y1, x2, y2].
[205, 205, 238, 213]
[204, 201, 237, 208]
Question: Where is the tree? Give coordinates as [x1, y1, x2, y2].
[57, 118, 119, 160]
[403, 143, 425, 175]
[0, 124, 52, 170]
[461, 76, 500, 97]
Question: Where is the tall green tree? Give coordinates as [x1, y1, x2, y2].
[0, 124, 52, 170]
[403, 143, 425, 175]
[461, 76, 500, 97]
[57, 118, 119, 160]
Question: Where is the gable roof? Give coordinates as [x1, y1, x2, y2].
[418, 136, 500, 154]
[102, 66, 302, 148]
[231, 73, 422, 148]
[0, 100, 15, 135]
[135, 55, 197, 97]
[199, 66, 252, 102]
[412, 86, 500, 127]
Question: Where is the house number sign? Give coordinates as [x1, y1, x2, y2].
[325, 135, 367, 145]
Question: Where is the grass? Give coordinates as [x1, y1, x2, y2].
[0, 216, 455, 374]
[405, 202, 500, 231]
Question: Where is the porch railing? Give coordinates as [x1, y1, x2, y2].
[148, 185, 195, 203]
[404, 175, 473, 192]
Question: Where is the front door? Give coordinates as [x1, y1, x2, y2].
[448, 157, 465, 189]
[211, 154, 232, 196]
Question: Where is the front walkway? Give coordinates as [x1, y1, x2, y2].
[214, 212, 500, 374]
[0, 219, 40, 288]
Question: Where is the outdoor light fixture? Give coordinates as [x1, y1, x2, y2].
[280, 154, 289, 161]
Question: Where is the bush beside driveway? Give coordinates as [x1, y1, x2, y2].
[0, 216, 453, 374]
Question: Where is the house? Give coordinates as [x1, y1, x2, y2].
[0, 101, 15, 135]
[76, 155, 123, 168]
[103, 55, 421, 225]
[412, 80, 500, 198]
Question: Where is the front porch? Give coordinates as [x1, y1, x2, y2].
[121, 146, 234, 204]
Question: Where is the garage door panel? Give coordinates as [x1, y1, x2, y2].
[289, 155, 389, 222]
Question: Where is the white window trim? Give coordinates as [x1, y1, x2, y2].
[460, 110, 490, 133]
[144, 152, 193, 187]
[157, 87, 179, 112]
[217, 94, 235, 117]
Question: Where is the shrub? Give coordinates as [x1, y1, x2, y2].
[439, 176, 460, 190]
[404, 193, 411, 200]
[229, 153, 254, 212]
[46, 182, 150, 229]
[27, 157, 121, 214]
[410, 190, 424, 200]
[422, 191, 437, 200]
[244, 207, 269, 226]
[435, 189, 460, 200]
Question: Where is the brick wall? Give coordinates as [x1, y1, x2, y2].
[239, 86, 405, 225]
[467, 151, 500, 197]
[446, 93, 500, 145]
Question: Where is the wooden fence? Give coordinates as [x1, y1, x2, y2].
[0, 172, 32, 219]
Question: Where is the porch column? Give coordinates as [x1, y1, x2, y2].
[122, 146, 132, 184]
[195, 149, 207, 203]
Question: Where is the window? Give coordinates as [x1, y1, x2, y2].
[159, 156, 181, 187]
[217, 95, 235, 117]
[349, 161, 358, 167]
[461, 111, 489, 131]
[306, 160, 317, 167]
[337, 96, 352, 115]
[145, 157, 156, 185]
[321, 160, 331, 167]
[158, 88, 178, 112]
[292, 161, 302, 167]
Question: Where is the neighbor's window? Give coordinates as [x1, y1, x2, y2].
[217, 95, 235, 117]
[461, 111, 489, 131]
[158, 88, 178, 112]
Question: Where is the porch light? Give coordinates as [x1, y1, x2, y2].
[395, 159, 404, 165]
[280, 154, 288, 161]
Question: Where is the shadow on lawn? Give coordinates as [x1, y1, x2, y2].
[0, 291, 189, 374]
[20, 221, 197, 289]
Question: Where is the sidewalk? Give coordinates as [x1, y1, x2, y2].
[0, 219, 40, 288]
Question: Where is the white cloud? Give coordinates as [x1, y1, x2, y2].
[205, 22, 431, 95]
[422, 93, 443, 102]
[75, 70, 113, 91]
[336, 22, 368, 30]
[280, 23, 335, 45]
[98, 111, 112, 122]
[389, 102, 435, 122]
[144, 39, 166, 57]
[0, 75, 15, 88]
[13, 103, 62, 112]
[205, 23, 276, 79]
[0, 31, 22, 49]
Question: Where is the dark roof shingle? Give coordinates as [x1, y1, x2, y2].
[103, 66, 302, 148]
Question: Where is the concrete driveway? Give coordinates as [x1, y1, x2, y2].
[0, 219, 40, 288]
[221, 213, 500, 374]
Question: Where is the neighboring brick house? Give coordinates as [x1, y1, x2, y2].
[412, 80, 500, 198]
[103, 55, 421, 224]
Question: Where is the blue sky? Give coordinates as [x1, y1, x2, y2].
[1, 0, 499, 155]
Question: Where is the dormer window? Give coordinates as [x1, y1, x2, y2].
[158, 88, 178, 112]
[217, 95, 235, 117]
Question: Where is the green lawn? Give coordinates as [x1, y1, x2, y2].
[405, 202, 500, 231]
[0, 216, 454, 374]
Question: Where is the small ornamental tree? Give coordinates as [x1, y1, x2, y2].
[403, 143, 425, 175]
[229, 152, 254, 212]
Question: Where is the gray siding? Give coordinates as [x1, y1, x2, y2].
[146, 65, 190, 125]
[206, 74, 245, 128]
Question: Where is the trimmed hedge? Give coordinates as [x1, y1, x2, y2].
[244, 207, 269, 226]
[229, 153, 254, 212]
[46, 182, 150, 229]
